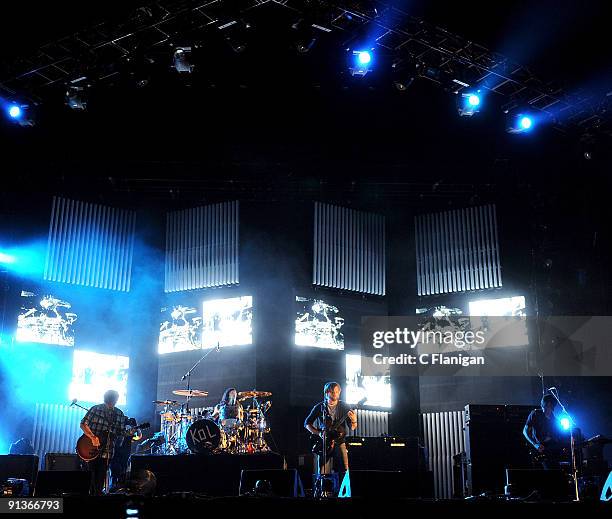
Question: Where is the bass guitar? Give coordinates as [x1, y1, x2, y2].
[311, 398, 366, 458]
[76, 421, 150, 462]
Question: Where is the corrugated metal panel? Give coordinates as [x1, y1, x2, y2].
[313, 202, 385, 296]
[415, 204, 502, 295]
[421, 411, 466, 499]
[32, 403, 85, 469]
[44, 197, 136, 291]
[347, 409, 389, 437]
[165, 201, 239, 292]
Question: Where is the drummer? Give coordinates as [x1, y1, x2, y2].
[211, 387, 244, 427]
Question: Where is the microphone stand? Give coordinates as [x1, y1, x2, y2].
[180, 344, 219, 413]
[548, 387, 580, 501]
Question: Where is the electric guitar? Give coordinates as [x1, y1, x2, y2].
[528, 438, 571, 464]
[311, 398, 366, 458]
[76, 421, 150, 461]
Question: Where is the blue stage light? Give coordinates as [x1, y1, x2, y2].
[559, 415, 571, 430]
[468, 94, 480, 106]
[357, 51, 371, 65]
[458, 91, 482, 116]
[349, 49, 374, 77]
[507, 113, 536, 134]
[8, 105, 22, 119]
[0, 245, 45, 276]
[0, 252, 17, 264]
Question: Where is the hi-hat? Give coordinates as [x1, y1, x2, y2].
[153, 400, 179, 406]
[172, 389, 209, 397]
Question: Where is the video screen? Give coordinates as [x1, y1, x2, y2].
[468, 295, 526, 317]
[416, 306, 463, 317]
[69, 350, 129, 405]
[201, 296, 253, 348]
[468, 295, 528, 347]
[295, 296, 345, 350]
[345, 354, 391, 408]
[16, 291, 77, 346]
[158, 304, 202, 354]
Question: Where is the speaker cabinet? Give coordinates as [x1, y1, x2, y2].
[0, 455, 39, 495]
[44, 453, 85, 471]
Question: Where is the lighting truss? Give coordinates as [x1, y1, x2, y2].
[0, 0, 609, 139]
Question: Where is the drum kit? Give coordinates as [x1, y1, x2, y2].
[151, 389, 273, 455]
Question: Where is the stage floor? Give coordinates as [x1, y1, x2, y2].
[26, 495, 612, 519]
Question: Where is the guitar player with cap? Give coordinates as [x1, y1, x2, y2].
[80, 389, 127, 495]
[304, 381, 358, 476]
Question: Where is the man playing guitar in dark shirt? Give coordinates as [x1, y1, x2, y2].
[304, 382, 358, 476]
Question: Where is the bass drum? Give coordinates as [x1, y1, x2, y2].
[186, 419, 222, 454]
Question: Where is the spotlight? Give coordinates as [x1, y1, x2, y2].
[357, 51, 371, 64]
[348, 48, 374, 77]
[172, 47, 194, 73]
[8, 105, 21, 119]
[457, 91, 482, 117]
[559, 413, 572, 431]
[4, 101, 35, 127]
[0, 252, 16, 264]
[506, 113, 536, 134]
[66, 78, 89, 110]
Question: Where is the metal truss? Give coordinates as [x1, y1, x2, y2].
[0, 0, 609, 138]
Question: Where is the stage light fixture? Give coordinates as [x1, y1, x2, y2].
[358, 51, 371, 64]
[66, 79, 89, 111]
[457, 91, 481, 116]
[558, 413, 573, 431]
[348, 48, 374, 77]
[506, 113, 536, 134]
[172, 47, 194, 73]
[8, 105, 21, 119]
[4, 101, 35, 127]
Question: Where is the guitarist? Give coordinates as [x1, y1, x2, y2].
[304, 382, 357, 476]
[79, 390, 127, 495]
[523, 393, 567, 469]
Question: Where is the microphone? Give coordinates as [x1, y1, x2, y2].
[70, 398, 77, 406]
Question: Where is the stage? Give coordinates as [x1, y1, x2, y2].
[12, 495, 611, 519]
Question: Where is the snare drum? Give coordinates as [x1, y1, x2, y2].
[186, 419, 222, 453]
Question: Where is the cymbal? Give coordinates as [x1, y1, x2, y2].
[238, 390, 272, 400]
[172, 389, 209, 397]
[153, 400, 179, 406]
